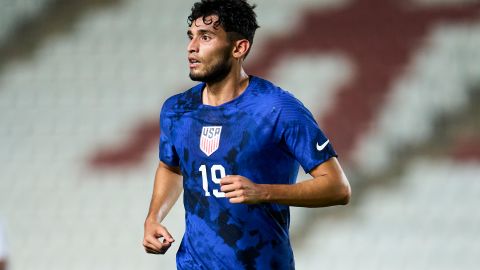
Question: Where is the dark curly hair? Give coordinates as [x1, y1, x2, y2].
[188, 0, 260, 52]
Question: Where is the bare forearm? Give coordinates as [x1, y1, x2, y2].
[143, 162, 181, 255]
[260, 175, 350, 207]
[146, 162, 183, 223]
[220, 158, 351, 207]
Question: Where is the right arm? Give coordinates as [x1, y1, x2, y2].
[143, 161, 183, 254]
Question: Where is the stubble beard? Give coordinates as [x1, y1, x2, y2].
[189, 46, 233, 84]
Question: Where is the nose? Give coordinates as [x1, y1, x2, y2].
[187, 37, 198, 54]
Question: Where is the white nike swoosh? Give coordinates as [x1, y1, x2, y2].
[316, 140, 329, 151]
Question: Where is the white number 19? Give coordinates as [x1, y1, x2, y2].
[199, 164, 226, 197]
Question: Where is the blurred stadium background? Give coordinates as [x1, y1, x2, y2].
[0, 0, 479, 269]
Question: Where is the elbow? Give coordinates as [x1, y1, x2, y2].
[337, 182, 351, 205]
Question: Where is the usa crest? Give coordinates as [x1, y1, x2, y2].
[200, 126, 222, 156]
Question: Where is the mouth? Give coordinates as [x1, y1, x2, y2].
[188, 57, 201, 68]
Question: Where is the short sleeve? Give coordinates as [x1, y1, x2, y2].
[159, 101, 180, 167]
[279, 97, 337, 173]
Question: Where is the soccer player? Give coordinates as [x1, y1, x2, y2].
[143, 0, 351, 269]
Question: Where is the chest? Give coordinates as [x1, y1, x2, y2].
[169, 108, 278, 167]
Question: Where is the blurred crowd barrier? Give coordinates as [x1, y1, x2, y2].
[0, 0, 479, 269]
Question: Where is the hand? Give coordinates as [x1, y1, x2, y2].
[220, 175, 266, 204]
[143, 220, 175, 255]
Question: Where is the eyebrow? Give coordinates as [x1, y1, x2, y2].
[187, 29, 216, 36]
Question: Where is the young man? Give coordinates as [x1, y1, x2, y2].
[143, 0, 351, 269]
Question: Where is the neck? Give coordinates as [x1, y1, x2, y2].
[203, 68, 250, 106]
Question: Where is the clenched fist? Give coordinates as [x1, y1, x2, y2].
[220, 175, 268, 204]
[143, 220, 175, 255]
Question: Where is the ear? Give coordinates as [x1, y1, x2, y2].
[232, 39, 250, 60]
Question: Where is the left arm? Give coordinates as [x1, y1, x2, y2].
[220, 157, 350, 207]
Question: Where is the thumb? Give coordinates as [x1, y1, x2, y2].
[156, 226, 174, 243]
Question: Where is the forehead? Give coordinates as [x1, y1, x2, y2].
[188, 15, 225, 33]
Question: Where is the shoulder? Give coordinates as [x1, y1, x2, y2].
[249, 76, 309, 118]
[161, 83, 204, 115]
[249, 76, 303, 107]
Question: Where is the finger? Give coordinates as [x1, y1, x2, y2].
[224, 189, 244, 199]
[229, 196, 245, 204]
[220, 183, 238, 193]
[144, 236, 163, 250]
[159, 247, 170, 254]
[147, 245, 171, 255]
[145, 246, 161, 254]
[144, 237, 172, 253]
[155, 227, 174, 243]
[158, 241, 172, 254]
[220, 175, 234, 186]
[162, 238, 174, 247]
[143, 239, 162, 252]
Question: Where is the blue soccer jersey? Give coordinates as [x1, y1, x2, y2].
[159, 76, 337, 270]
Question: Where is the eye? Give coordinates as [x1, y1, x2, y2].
[201, 34, 211, 41]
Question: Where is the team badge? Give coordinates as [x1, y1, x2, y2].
[200, 126, 222, 156]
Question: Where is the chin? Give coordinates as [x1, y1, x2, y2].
[189, 72, 205, 82]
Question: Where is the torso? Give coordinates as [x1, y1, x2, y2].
[163, 77, 297, 269]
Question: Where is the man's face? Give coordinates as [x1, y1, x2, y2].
[187, 16, 233, 83]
